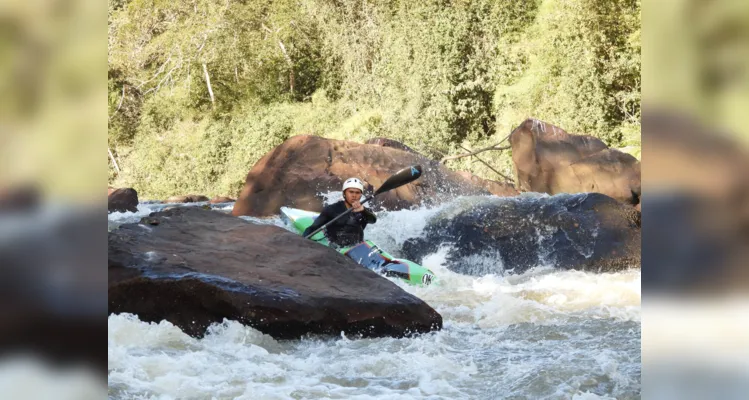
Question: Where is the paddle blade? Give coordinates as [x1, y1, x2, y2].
[374, 165, 423, 195]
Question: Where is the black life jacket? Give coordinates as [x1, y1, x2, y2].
[314, 201, 376, 247]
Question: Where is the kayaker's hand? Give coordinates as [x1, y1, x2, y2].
[351, 201, 364, 212]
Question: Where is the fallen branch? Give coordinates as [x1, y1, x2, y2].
[459, 145, 513, 184]
[439, 131, 512, 163]
[440, 143, 510, 163]
[136, 54, 172, 89]
[143, 61, 182, 96]
[262, 23, 294, 93]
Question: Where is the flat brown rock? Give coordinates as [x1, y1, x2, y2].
[108, 207, 442, 339]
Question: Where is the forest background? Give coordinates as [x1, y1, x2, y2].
[108, 0, 641, 199]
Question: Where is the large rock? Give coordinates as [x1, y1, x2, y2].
[109, 207, 442, 339]
[510, 118, 641, 205]
[402, 193, 640, 275]
[108, 188, 139, 213]
[569, 149, 641, 204]
[231, 135, 489, 217]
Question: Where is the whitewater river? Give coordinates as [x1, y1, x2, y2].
[108, 197, 641, 399]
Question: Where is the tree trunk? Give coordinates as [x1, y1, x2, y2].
[202, 63, 215, 106]
[108, 147, 121, 174]
[276, 40, 294, 94]
[289, 69, 295, 94]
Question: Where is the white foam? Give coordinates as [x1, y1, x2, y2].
[109, 316, 474, 399]
[107, 203, 157, 223]
[108, 194, 641, 398]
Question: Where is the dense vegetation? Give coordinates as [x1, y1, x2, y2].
[108, 0, 640, 199]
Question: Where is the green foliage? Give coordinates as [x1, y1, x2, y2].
[109, 0, 640, 199]
[494, 0, 641, 145]
[119, 102, 295, 199]
[108, 75, 142, 146]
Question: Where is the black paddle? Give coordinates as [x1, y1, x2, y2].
[304, 165, 423, 239]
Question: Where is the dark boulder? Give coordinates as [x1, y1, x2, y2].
[402, 193, 640, 275]
[109, 207, 442, 339]
[108, 188, 139, 214]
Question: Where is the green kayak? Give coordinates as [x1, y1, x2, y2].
[280, 207, 436, 286]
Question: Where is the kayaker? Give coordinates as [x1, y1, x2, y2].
[302, 177, 377, 247]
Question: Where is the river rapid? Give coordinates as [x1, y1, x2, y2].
[108, 196, 640, 399]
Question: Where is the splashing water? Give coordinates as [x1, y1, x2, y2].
[108, 196, 640, 399]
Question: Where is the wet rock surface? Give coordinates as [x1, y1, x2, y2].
[109, 207, 442, 339]
[402, 193, 640, 275]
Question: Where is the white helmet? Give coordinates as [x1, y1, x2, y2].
[342, 177, 364, 192]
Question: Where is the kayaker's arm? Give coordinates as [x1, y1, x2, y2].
[362, 208, 377, 224]
[302, 208, 333, 238]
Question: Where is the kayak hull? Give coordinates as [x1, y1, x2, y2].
[280, 207, 436, 286]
